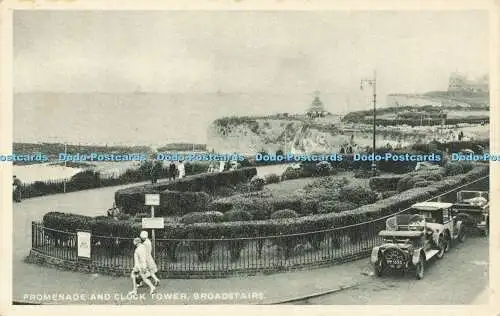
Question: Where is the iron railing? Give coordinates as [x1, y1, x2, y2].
[30, 176, 488, 275]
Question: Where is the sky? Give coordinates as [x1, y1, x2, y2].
[14, 10, 489, 96]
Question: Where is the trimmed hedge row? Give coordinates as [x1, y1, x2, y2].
[42, 164, 488, 262]
[369, 175, 404, 191]
[46, 164, 488, 239]
[114, 167, 257, 216]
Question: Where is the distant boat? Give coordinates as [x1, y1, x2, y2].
[133, 86, 146, 95]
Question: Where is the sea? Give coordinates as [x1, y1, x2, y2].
[14, 92, 374, 146]
[15, 92, 371, 182]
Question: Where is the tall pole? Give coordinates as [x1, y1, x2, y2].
[372, 70, 377, 176]
[361, 70, 377, 176]
[63, 143, 67, 193]
[151, 205, 156, 260]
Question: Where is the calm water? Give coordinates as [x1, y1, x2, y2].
[13, 162, 291, 184]
[14, 92, 372, 146]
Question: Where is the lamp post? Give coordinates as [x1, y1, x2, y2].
[360, 70, 377, 176]
[63, 143, 67, 193]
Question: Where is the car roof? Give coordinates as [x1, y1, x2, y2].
[411, 202, 453, 210]
[379, 230, 424, 238]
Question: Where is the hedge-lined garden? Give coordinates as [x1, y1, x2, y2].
[114, 167, 258, 216]
[39, 162, 488, 265]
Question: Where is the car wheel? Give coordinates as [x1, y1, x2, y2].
[443, 234, 451, 252]
[481, 227, 489, 237]
[415, 258, 424, 280]
[482, 220, 489, 237]
[458, 227, 467, 243]
[436, 236, 445, 259]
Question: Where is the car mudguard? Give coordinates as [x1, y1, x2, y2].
[411, 249, 422, 266]
[370, 246, 381, 264]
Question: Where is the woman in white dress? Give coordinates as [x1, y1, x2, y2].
[140, 231, 160, 286]
[129, 237, 156, 295]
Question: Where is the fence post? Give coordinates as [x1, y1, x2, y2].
[31, 221, 35, 249]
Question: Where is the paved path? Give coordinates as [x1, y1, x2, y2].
[283, 236, 489, 305]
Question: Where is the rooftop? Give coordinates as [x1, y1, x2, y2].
[411, 201, 453, 210]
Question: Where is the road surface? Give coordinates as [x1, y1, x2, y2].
[283, 235, 489, 305]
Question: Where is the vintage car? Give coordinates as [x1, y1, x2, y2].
[452, 191, 489, 236]
[371, 202, 467, 280]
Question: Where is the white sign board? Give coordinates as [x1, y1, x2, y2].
[77, 231, 91, 258]
[145, 194, 160, 206]
[142, 217, 165, 229]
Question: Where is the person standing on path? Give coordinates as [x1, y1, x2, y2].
[177, 160, 185, 179]
[13, 175, 22, 202]
[168, 161, 177, 180]
[140, 231, 160, 286]
[129, 237, 156, 295]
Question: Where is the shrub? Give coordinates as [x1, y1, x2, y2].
[270, 209, 299, 219]
[318, 201, 358, 214]
[445, 162, 464, 176]
[264, 173, 281, 184]
[414, 181, 431, 188]
[339, 185, 378, 205]
[354, 169, 372, 179]
[369, 175, 404, 192]
[222, 209, 252, 222]
[246, 208, 271, 220]
[207, 199, 234, 213]
[316, 161, 333, 176]
[180, 211, 224, 225]
[70, 170, 101, 190]
[250, 176, 266, 191]
[380, 190, 398, 199]
[396, 176, 413, 192]
[281, 166, 303, 180]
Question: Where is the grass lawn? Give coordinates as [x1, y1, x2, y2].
[264, 171, 372, 196]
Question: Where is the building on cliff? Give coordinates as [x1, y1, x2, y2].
[448, 73, 489, 92]
[306, 92, 329, 119]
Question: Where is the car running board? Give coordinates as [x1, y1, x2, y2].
[423, 249, 440, 259]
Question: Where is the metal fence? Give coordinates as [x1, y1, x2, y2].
[30, 176, 488, 275]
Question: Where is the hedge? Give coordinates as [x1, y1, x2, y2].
[369, 175, 404, 191]
[114, 167, 257, 215]
[180, 211, 224, 225]
[47, 164, 488, 239]
[270, 209, 299, 219]
[317, 201, 359, 214]
[43, 164, 488, 261]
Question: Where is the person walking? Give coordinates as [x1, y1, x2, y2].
[13, 175, 22, 202]
[129, 237, 156, 295]
[168, 162, 177, 181]
[207, 163, 215, 173]
[177, 160, 185, 179]
[140, 231, 160, 286]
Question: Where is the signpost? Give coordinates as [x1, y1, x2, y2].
[77, 231, 91, 260]
[144, 194, 162, 259]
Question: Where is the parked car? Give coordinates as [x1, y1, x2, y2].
[371, 202, 467, 280]
[453, 191, 489, 236]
